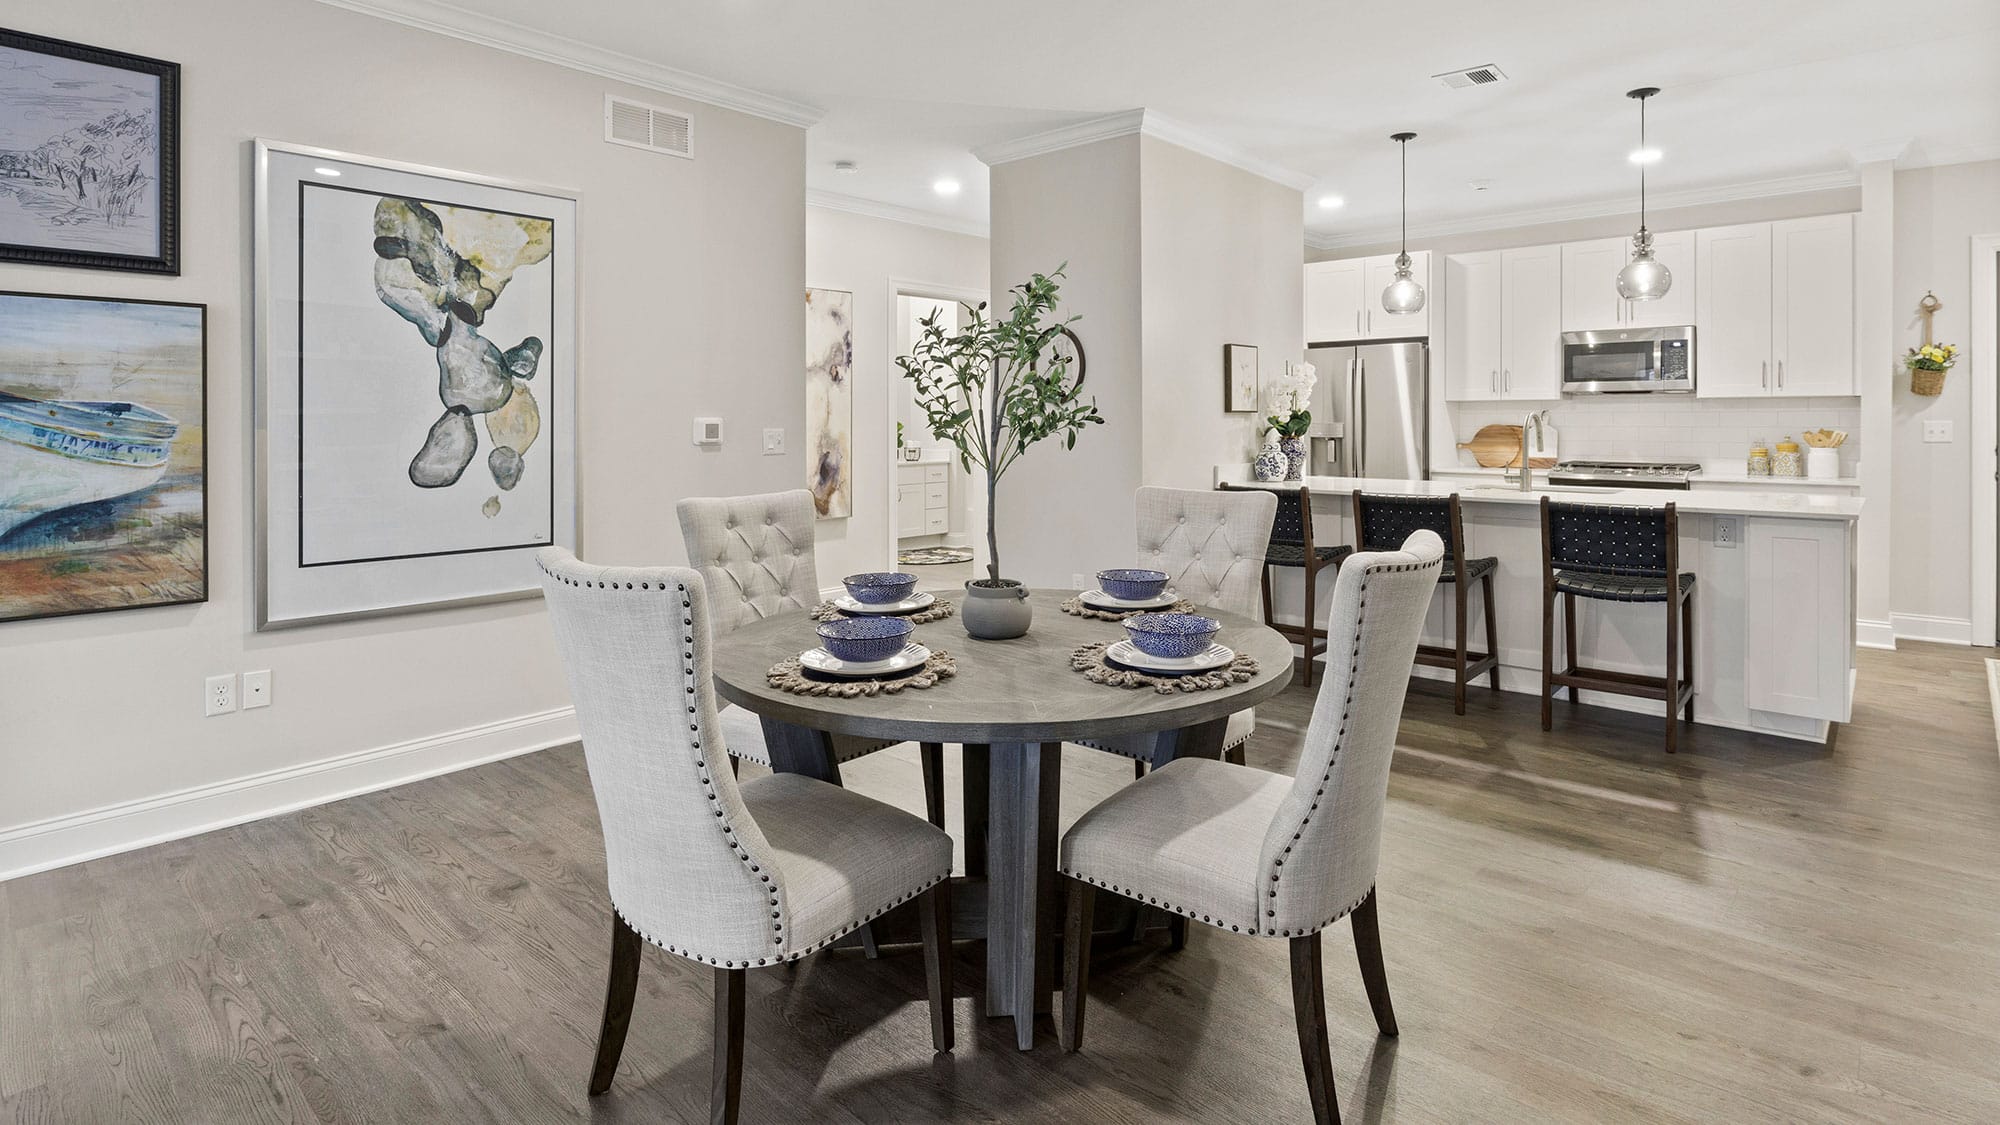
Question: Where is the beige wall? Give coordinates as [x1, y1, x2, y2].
[1140, 136, 1306, 486]
[804, 206, 989, 584]
[988, 136, 1145, 587]
[1890, 160, 2000, 631]
[0, 0, 806, 875]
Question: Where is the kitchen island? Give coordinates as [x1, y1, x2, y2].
[1216, 469, 1863, 744]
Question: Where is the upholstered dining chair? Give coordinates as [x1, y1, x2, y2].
[678, 489, 947, 828]
[536, 548, 954, 1125]
[1081, 485, 1279, 778]
[1058, 531, 1444, 1125]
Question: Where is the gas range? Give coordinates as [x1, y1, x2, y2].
[1546, 460, 1702, 490]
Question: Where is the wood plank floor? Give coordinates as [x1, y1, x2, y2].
[6, 642, 2000, 1122]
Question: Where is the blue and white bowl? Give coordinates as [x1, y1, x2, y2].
[816, 615, 914, 663]
[842, 571, 919, 605]
[1122, 613, 1221, 659]
[1096, 568, 1170, 601]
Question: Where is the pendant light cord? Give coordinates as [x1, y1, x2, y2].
[1399, 137, 1408, 253]
[1638, 93, 1648, 235]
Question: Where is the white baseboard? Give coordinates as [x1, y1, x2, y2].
[0, 707, 579, 883]
[1890, 613, 1973, 646]
[1855, 618, 1897, 650]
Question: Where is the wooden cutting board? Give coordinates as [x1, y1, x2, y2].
[1457, 423, 1557, 469]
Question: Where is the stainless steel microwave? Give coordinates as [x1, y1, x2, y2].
[1560, 325, 1695, 394]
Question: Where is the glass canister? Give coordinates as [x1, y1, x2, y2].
[1747, 440, 1771, 477]
[1772, 435, 1803, 478]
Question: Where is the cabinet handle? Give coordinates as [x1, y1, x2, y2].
[1503, 369, 1511, 392]
[1355, 309, 1361, 334]
[1777, 360, 1785, 389]
[1491, 369, 1498, 394]
[1761, 360, 1768, 388]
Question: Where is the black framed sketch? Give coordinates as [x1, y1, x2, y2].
[1225, 343, 1258, 412]
[0, 28, 180, 274]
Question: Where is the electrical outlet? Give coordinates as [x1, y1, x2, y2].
[1923, 420, 1953, 444]
[763, 428, 785, 455]
[205, 674, 237, 717]
[1714, 517, 1738, 550]
[242, 669, 272, 710]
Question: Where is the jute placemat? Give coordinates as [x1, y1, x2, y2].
[811, 599, 957, 624]
[1059, 596, 1199, 622]
[1070, 641, 1259, 695]
[767, 650, 958, 697]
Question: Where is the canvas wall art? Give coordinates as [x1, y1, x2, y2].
[254, 141, 576, 627]
[1225, 343, 1258, 413]
[806, 287, 853, 519]
[0, 291, 205, 623]
[0, 29, 179, 273]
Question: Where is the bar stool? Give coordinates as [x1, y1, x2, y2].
[1225, 483, 1350, 687]
[1539, 498, 1696, 753]
[1352, 491, 1499, 714]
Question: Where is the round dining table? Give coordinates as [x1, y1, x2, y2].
[711, 588, 1295, 1049]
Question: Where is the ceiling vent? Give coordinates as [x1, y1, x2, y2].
[1433, 64, 1507, 90]
[604, 95, 693, 159]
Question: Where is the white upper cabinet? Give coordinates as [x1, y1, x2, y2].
[1771, 214, 1855, 396]
[1444, 252, 1501, 401]
[1305, 252, 1430, 342]
[1304, 258, 1365, 343]
[1695, 223, 1775, 397]
[1559, 231, 1695, 332]
[1500, 245, 1563, 400]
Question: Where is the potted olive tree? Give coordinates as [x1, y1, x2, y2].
[897, 266, 1102, 639]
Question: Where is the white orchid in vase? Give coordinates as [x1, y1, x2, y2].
[1265, 361, 1317, 439]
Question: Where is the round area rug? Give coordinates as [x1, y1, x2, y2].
[898, 545, 974, 566]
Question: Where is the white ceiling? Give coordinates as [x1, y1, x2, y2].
[339, 0, 2000, 244]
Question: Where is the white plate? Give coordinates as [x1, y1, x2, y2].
[799, 643, 931, 678]
[1104, 639, 1234, 674]
[834, 591, 937, 616]
[1079, 588, 1181, 611]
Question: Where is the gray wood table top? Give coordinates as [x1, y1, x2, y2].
[712, 590, 1294, 743]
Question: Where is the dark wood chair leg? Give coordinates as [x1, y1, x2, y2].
[1664, 585, 1681, 755]
[858, 924, 881, 959]
[1167, 914, 1187, 951]
[729, 756, 741, 778]
[1261, 561, 1275, 626]
[1289, 932, 1340, 1125]
[920, 742, 946, 829]
[1132, 758, 1146, 780]
[1682, 587, 1696, 722]
[1061, 878, 1094, 1052]
[1540, 582, 1555, 731]
[919, 882, 953, 1054]
[1451, 578, 1468, 715]
[587, 912, 643, 1096]
[1563, 591, 1580, 705]
[1350, 889, 1398, 1037]
[962, 744, 989, 878]
[1482, 571, 1501, 691]
[710, 967, 745, 1125]
[1302, 562, 1318, 688]
[1224, 743, 1246, 766]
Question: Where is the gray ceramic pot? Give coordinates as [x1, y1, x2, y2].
[962, 579, 1032, 640]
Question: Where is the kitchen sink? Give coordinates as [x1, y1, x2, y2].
[1461, 485, 1616, 495]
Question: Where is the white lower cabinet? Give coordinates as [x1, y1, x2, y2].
[896, 462, 951, 539]
[1742, 517, 1852, 722]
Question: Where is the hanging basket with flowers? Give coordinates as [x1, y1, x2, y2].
[1904, 342, 1959, 397]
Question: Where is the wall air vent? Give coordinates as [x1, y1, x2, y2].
[1433, 64, 1507, 90]
[604, 95, 694, 159]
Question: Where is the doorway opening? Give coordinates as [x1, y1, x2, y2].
[886, 280, 989, 590]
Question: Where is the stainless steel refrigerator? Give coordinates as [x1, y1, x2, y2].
[1304, 342, 1428, 480]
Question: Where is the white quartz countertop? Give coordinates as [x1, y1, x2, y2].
[1219, 470, 1863, 521]
[1428, 466, 1862, 488]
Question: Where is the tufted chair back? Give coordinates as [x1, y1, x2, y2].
[1134, 486, 1278, 620]
[1256, 531, 1441, 936]
[677, 490, 822, 634]
[536, 548, 799, 967]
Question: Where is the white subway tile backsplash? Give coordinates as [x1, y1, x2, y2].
[1446, 395, 1861, 474]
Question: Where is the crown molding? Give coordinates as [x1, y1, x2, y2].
[312, 0, 823, 128]
[1304, 169, 1860, 251]
[1844, 137, 1915, 166]
[806, 190, 989, 239]
[972, 108, 1314, 193]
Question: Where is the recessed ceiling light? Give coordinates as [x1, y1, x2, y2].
[313, 166, 342, 177]
[1468, 179, 1494, 192]
[1628, 147, 1662, 165]
[1316, 194, 1344, 210]
[932, 178, 962, 196]
[833, 160, 858, 174]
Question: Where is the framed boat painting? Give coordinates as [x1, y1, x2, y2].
[0, 29, 180, 274]
[0, 291, 206, 624]
[253, 140, 577, 628]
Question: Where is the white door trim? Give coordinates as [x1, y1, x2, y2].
[884, 278, 989, 573]
[1970, 234, 1999, 648]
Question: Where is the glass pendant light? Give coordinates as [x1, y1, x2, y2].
[1616, 87, 1672, 301]
[1381, 131, 1425, 315]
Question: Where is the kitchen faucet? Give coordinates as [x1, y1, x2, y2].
[1508, 411, 1545, 492]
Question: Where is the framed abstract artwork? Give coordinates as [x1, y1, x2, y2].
[253, 140, 577, 628]
[806, 287, 853, 519]
[0, 291, 206, 623]
[0, 29, 179, 274]
[1225, 343, 1258, 413]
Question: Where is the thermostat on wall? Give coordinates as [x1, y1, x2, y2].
[693, 417, 723, 446]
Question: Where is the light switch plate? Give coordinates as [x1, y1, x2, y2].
[242, 670, 272, 710]
[1923, 420, 1953, 443]
[692, 417, 723, 446]
[763, 428, 785, 455]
